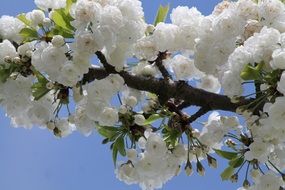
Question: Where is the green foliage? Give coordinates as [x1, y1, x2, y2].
[111, 135, 126, 165]
[162, 124, 181, 147]
[215, 149, 245, 181]
[19, 28, 39, 42]
[0, 64, 19, 83]
[229, 156, 244, 168]
[143, 113, 161, 125]
[240, 62, 264, 81]
[97, 125, 126, 165]
[51, 2, 75, 38]
[17, 14, 39, 42]
[31, 71, 50, 100]
[221, 166, 235, 181]
[97, 126, 121, 140]
[154, 4, 170, 26]
[17, 14, 32, 26]
[52, 10, 74, 32]
[214, 149, 238, 160]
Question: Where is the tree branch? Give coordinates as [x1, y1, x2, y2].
[82, 51, 252, 114]
[150, 51, 172, 80]
[187, 107, 211, 123]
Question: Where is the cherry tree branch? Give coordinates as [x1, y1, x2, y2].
[82, 52, 252, 114]
[187, 107, 211, 123]
[149, 51, 172, 80]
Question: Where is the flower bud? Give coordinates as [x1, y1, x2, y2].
[119, 105, 128, 114]
[47, 121, 55, 130]
[185, 161, 193, 176]
[52, 35, 65, 48]
[134, 114, 145, 126]
[243, 179, 250, 188]
[46, 82, 54, 89]
[225, 138, 237, 148]
[13, 57, 21, 64]
[207, 154, 217, 168]
[43, 18, 52, 27]
[30, 10, 45, 25]
[4, 56, 12, 63]
[196, 161, 205, 176]
[230, 173, 238, 183]
[125, 96, 137, 108]
[146, 24, 155, 34]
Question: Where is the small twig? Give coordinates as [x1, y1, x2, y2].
[150, 51, 172, 80]
[95, 51, 116, 73]
[187, 106, 210, 123]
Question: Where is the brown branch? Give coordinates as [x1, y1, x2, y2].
[95, 51, 116, 73]
[149, 51, 172, 80]
[81, 51, 252, 115]
[82, 71, 251, 114]
[187, 107, 211, 123]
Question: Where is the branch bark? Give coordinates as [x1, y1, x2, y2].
[82, 52, 252, 114]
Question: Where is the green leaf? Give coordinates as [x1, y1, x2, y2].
[51, 26, 74, 38]
[52, 10, 74, 32]
[0, 69, 11, 83]
[65, 0, 75, 14]
[32, 84, 50, 101]
[97, 126, 120, 139]
[19, 28, 38, 42]
[114, 136, 126, 157]
[240, 63, 263, 81]
[0, 64, 18, 83]
[229, 157, 244, 168]
[17, 14, 32, 26]
[221, 166, 235, 181]
[214, 149, 238, 160]
[112, 146, 118, 166]
[154, 4, 169, 26]
[143, 114, 161, 125]
[31, 71, 50, 101]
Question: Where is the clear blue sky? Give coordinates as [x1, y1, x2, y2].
[0, 1, 242, 190]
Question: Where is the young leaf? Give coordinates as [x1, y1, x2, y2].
[143, 114, 161, 125]
[0, 69, 11, 83]
[214, 149, 238, 160]
[0, 64, 18, 83]
[114, 136, 126, 157]
[112, 146, 118, 166]
[65, 0, 75, 14]
[221, 166, 235, 181]
[240, 63, 262, 81]
[19, 28, 38, 42]
[31, 71, 50, 101]
[52, 10, 74, 32]
[51, 26, 74, 38]
[154, 4, 169, 26]
[17, 14, 32, 26]
[97, 126, 120, 139]
[229, 157, 244, 168]
[32, 84, 50, 101]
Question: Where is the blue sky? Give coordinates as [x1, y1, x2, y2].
[0, 1, 242, 190]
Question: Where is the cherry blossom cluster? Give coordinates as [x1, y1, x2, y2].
[1, 0, 285, 190]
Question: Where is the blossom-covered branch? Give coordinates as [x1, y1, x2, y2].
[1, 0, 285, 190]
[83, 52, 252, 113]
